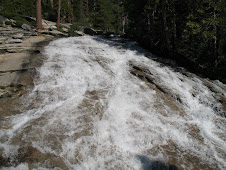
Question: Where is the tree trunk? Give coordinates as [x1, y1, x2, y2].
[57, 0, 61, 28]
[213, 10, 218, 65]
[172, 13, 177, 50]
[62, 9, 66, 24]
[122, 16, 126, 34]
[67, 0, 74, 23]
[50, 0, 53, 9]
[84, 0, 89, 16]
[36, 0, 42, 29]
[161, 0, 171, 51]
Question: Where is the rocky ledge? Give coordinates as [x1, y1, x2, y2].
[0, 16, 112, 115]
[0, 24, 58, 110]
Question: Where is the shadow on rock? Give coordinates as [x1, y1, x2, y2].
[136, 155, 178, 170]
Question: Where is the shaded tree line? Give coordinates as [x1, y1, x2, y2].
[0, 0, 225, 81]
[0, 0, 125, 32]
[123, 0, 226, 81]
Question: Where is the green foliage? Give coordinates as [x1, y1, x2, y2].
[92, 0, 114, 30]
[57, 25, 64, 32]
[68, 23, 79, 37]
[0, 0, 36, 28]
[0, 0, 224, 81]
[14, 19, 24, 27]
[0, 0, 36, 17]
[124, 0, 225, 81]
[90, 0, 124, 32]
[5, 20, 12, 25]
[0, 86, 5, 90]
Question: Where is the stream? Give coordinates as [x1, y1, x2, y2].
[0, 36, 226, 169]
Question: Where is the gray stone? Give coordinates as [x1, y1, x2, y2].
[0, 37, 8, 42]
[0, 30, 18, 36]
[21, 24, 31, 31]
[39, 30, 50, 35]
[0, 16, 8, 22]
[0, 53, 30, 72]
[31, 32, 38, 36]
[10, 19, 16, 23]
[4, 46, 31, 53]
[49, 30, 67, 37]
[96, 30, 104, 35]
[12, 33, 24, 39]
[7, 39, 22, 44]
[23, 32, 32, 36]
[10, 19, 16, 26]
[0, 72, 19, 86]
[60, 24, 71, 29]
[0, 53, 31, 86]
[84, 28, 97, 36]
[75, 31, 85, 36]
[62, 28, 68, 33]
[0, 37, 8, 44]
[49, 25, 57, 31]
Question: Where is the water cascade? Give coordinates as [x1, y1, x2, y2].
[0, 36, 225, 169]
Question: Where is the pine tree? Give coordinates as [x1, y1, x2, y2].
[36, 0, 42, 29]
[57, 0, 61, 27]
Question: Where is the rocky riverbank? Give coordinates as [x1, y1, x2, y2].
[0, 24, 58, 117]
[0, 15, 104, 119]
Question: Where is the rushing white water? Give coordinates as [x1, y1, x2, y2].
[0, 36, 226, 169]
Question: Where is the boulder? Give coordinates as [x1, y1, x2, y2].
[39, 30, 49, 35]
[49, 25, 57, 31]
[10, 19, 16, 23]
[75, 31, 85, 36]
[0, 16, 8, 22]
[7, 39, 22, 44]
[60, 23, 71, 29]
[84, 28, 97, 36]
[62, 28, 68, 33]
[41, 19, 57, 30]
[7, 19, 16, 26]
[49, 30, 67, 37]
[105, 31, 116, 37]
[21, 24, 31, 31]
[31, 32, 38, 36]
[12, 33, 24, 39]
[96, 30, 104, 35]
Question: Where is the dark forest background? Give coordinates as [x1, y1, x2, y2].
[0, 0, 225, 82]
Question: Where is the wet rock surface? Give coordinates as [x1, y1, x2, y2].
[0, 24, 57, 123]
[0, 19, 225, 169]
[1, 36, 225, 169]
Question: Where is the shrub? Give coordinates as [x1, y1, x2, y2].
[68, 23, 79, 37]
[5, 20, 12, 25]
[0, 86, 5, 90]
[57, 25, 64, 32]
[14, 20, 24, 28]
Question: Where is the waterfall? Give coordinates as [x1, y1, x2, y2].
[0, 36, 225, 169]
